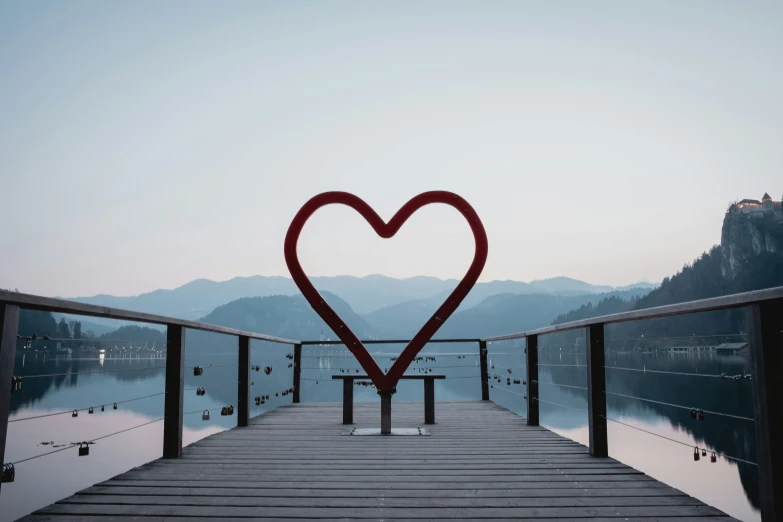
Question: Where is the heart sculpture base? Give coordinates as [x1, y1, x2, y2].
[343, 427, 431, 436]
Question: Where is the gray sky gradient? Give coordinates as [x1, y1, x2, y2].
[1, 1, 781, 297]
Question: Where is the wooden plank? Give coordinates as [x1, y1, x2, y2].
[79, 485, 685, 498]
[20, 515, 731, 522]
[30, 503, 729, 518]
[59, 494, 705, 508]
[0, 303, 19, 493]
[162, 324, 184, 458]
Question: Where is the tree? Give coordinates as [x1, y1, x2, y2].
[72, 321, 82, 348]
[58, 318, 71, 339]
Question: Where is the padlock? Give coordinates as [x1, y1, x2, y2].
[260, 399, 265, 404]
[220, 407, 227, 416]
[113, 402, 118, 410]
[690, 408, 697, 420]
[1, 463, 15, 483]
[78, 442, 90, 457]
[711, 452, 717, 463]
[101, 405, 105, 412]
[72, 410, 78, 418]
[88, 407, 94, 414]
[701, 449, 706, 457]
[275, 393, 279, 397]
[693, 447, 700, 461]
[228, 405, 234, 415]
[202, 410, 210, 421]
[698, 409, 705, 421]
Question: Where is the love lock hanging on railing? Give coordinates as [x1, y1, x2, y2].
[1, 463, 14, 483]
[202, 410, 210, 421]
[78, 442, 90, 457]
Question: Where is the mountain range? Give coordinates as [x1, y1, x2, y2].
[64, 275, 656, 320]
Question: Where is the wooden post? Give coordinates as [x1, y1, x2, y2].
[586, 323, 608, 458]
[424, 378, 435, 424]
[380, 390, 392, 434]
[526, 334, 539, 426]
[748, 299, 783, 522]
[479, 340, 489, 401]
[163, 324, 185, 458]
[342, 378, 353, 424]
[0, 304, 19, 492]
[237, 336, 250, 427]
[293, 343, 301, 404]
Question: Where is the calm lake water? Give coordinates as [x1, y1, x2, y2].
[1, 338, 758, 521]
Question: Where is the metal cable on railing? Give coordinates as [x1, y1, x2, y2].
[184, 381, 239, 392]
[532, 380, 588, 391]
[8, 392, 167, 423]
[490, 386, 526, 398]
[604, 366, 752, 380]
[602, 390, 755, 422]
[11, 417, 166, 465]
[601, 415, 757, 467]
[18, 366, 166, 379]
[532, 397, 588, 414]
[535, 363, 585, 368]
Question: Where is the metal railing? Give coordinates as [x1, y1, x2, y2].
[481, 285, 783, 522]
[0, 289, 301, 489]
[2, 286, 782, 520]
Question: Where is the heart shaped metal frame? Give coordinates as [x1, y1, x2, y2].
[284, 191, 488, 392]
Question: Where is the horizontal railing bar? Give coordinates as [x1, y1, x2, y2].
[0, 290, 299, 345]
[481, 286, 783, 342]
[300, 338, 481, 345]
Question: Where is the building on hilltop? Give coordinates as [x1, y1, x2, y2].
[728, 192, 783, 220]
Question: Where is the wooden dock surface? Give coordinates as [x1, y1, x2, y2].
[20, 401, 735, 521]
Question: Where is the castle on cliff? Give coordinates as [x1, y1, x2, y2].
[728, 193, 783, 221]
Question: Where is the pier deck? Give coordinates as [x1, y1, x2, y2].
[21, 401, 734, 521]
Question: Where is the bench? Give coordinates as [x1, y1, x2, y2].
[332, 374, 446, 427]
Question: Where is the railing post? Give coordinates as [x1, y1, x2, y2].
[479, 340, 489, 401]
[748, 299, 783, 522]
[163, 324, 185, 458]
[237, 336, 250, 427]
[0, 303, 20, 492]
[586, 323, 608, 458]
[526, 334, 539, 426]
[293, 343, 301, 404]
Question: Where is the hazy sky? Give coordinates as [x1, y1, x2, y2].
[1, 1, 781, 298]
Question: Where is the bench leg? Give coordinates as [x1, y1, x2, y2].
[424, 378, 435, 424]
[342, 379, 353, 424]
[380, 391, 392, 434]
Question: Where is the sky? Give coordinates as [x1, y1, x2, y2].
[1, 1, 781, 298]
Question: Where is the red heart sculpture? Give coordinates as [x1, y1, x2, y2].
[284, 191, 488, 392]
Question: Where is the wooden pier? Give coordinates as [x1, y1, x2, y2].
[20, 401, 734, 521]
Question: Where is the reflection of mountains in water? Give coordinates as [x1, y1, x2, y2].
[539, 349, 758, 509]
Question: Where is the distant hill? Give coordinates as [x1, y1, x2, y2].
[195, 291, 376, 346]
